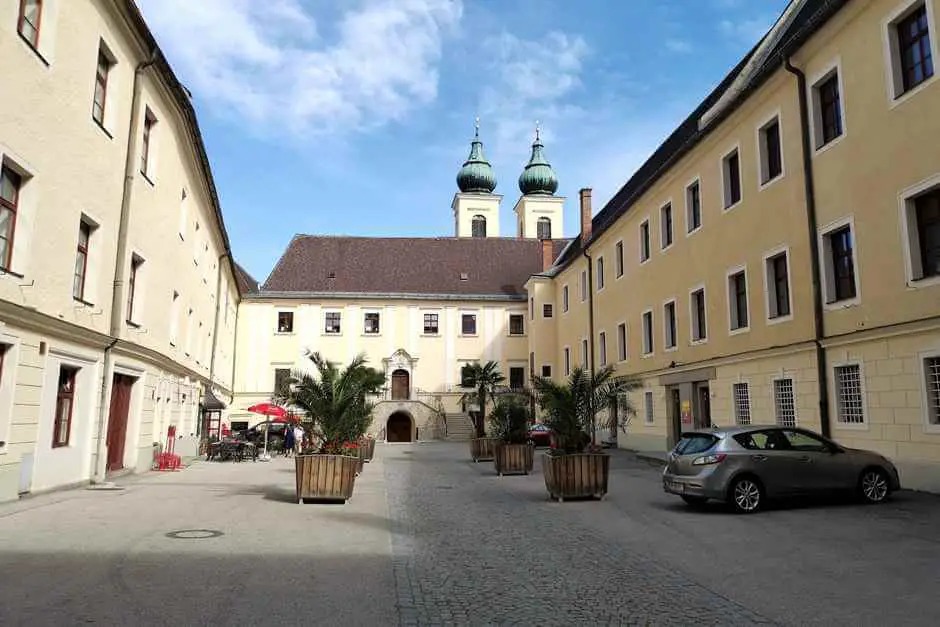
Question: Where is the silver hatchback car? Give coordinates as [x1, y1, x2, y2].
[662, 425, 901, 513]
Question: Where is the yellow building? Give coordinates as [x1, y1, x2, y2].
[529, 0, 940, 492]
[0, 0, 241, 502]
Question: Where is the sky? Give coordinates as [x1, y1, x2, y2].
[136, 0, 791, 283]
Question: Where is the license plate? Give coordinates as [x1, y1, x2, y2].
[667, 480, 685, 493]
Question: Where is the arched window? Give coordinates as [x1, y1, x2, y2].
[471, 215, 487, 238]
[537, 217, 552, 240]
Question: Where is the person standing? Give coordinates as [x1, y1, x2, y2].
[293, 424, 305, 456]
[283, 424, 295, 458]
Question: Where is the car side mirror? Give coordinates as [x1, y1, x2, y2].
[829, 445, 843, 454]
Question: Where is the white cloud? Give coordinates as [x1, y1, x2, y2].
[665, 39, 693, 54]
[137, 0, 462, 135]
[720, 15, 775, 43]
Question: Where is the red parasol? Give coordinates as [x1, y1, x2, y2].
[247, 402, 288, 418]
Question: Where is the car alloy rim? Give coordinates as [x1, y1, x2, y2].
[862, 471, 888, 502]
[734, 480, 760, 511]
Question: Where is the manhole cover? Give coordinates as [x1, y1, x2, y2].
[165, 529, 224, 540]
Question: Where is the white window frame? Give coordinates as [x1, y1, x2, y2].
[898, 173, 940, 288]
[732, 380, 752, 426]
[689, 283, 707, 344]
[0, 151, 38, 277]
[598, 330, 608, 366]
[508, 312, 526, 337]
[140, 106, 159, 183]
[639, 217, 651, 264]
[323, 309, 343, 335]
[562, 284, 569, 313]
[726, 264, 750, 335]
[763, 245, 794, 324]
[16, 0, 62, 65]
[275, 309, 295, 335]
[641, 308, 654, 357]
[614, 239, 624, 278]
[808, 57, 847, 155]
[563, 346, 571, 376]
[580, 270, 587, 302]
[542, 303, 554, 318]
[685, 176, 703, 236]
[721, 144, 743, 211]
[363, 310, 382, 336]
[541, 363, 553, 379]
[819, 215, 862, 310]
[169, 290, 180, 346]
[74, 211, 101, 306]
[773, 376, 798, 427]
[831, 360, 869, 430]
[459, 311, 478, 337]
[662, 298, 678, 352]
[178, 188, 188, 241]
[596, 256, 605, 292]
[0, 334, 21, 454]
[644, 389, 654, 425]
[882, 0, 939, 106]
[581, 337, 589, 368]
[919, 348, 940, 433]
[616, 321, 627, 362]
[659, 199, 675, 251]
[756, 109, 785, 190]
[126, 251, 146, 327]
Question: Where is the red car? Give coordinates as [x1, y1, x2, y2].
[527, 423, 553, 447]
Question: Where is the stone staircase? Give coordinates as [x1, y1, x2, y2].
[444, 413, 475, 441]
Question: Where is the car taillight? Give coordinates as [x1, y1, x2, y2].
[692, 453, 726, 466]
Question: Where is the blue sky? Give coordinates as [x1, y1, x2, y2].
[137, 0, 790, 282]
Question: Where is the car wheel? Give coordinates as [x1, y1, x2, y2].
[681, 495, 708, 507]
[859, 468, 890, 504]
[729, 476, 763, 514]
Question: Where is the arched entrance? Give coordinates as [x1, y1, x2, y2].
[386, 412, 413, 442]
[391, 369, 410, 400]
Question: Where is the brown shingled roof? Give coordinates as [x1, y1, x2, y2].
[234, 262, 259, 295]
[261, 236, 570, 298]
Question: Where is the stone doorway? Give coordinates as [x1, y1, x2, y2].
[386, 412, 413, 442]
[391, 369, 410, 400]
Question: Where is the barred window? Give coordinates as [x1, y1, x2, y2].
[733, 383, 751, 425]
[644, 390, 654, 424]
[774, 378, 796, 427]
[924, 356, 940, 426]
[835, 364, 865, 424]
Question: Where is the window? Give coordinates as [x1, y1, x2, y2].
[686, 180, 701, 233]
[541, 364, 552, 378]
[907, 188, 940, 280]
[471, 215, 486, 238]
[765, 251, 791, 319]
[660, 203, 674, 249]
[642, 311, 653, 355]
[782, 429, 829, 452]
[460, 364, 473, 388]
[53, 366, 78, 447]
[185, 308, 193, 355]
[924, 356, 940, 426]
[663, 301, 677, 350]
[580, 270, 587, 301]
[543, 303, 553, 318]
[423, 313, 439, 334]
[617, 323, 627, 361]
[759, 117, 783, 184]
[822, 223, 858, 303]
[364, 312, 380, 334]
[461, 313, 477, 335]
[274, 368, 291, 396]
[640, 220, 651, 262]
[18, 0, 42, 49]
[73, 221, 92, 301]
[581, 338, 589, 368]
[733, 382, 751, 425]
[126, 255, 143, 324]
[140, 109, 156, 178]
[891, 4, 934, 96]
[596, 257, 605, 290]
[530, 297, 534, 320]
[615, 241, 624, 277]
[325, 311, 342, 334]
[644, 391, 654, 424]
[169, 291, 180, 345]
[93, 45, 114, 127]
[563, 347, 570, 375]
[537, 217, 552, 240]
[728, 269, 749, 331]
[277, 311, 294, 333]
[509, 367, 525, 390]
[812, 70, 843, 148]
[835, 364, 865, 424]
[0, 165, 22, 270]
[774, 378, 796, 427]
[598, 331, 607, 366]
[509, 314, 524, 336]
[562, 286, 569, 312]
[722, 149, 742, 208]
[690, 288, 707, 342]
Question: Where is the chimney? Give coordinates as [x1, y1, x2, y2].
[579, 188, 593, 242]
[541, 238, 554, 272]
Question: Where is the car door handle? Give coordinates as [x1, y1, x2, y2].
[751, 454, 768, 462]
[797, 455, 812, 463]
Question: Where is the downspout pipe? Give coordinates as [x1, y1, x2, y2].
[784, 55, 831, 439]
[582, 247, 597, 446]
[93, 52, 157, 483]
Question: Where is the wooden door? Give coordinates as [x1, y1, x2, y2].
[386, 413, 412, 442]
[698, 385, 712, 428]
[106, 375, 135, 472]
[391, 369, 409, 400]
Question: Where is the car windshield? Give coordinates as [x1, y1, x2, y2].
[674, 434, 719, 455]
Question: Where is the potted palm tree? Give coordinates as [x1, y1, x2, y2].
[490, 394, 535, 476]
[461, 361, 504, 462]
[278, 351, 384, 503]
[533, 366, 638, 502]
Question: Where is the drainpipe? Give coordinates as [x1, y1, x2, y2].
[784, 56, 831, 439]
[93, 52, 157, 483]
[579, 189, 597, 446]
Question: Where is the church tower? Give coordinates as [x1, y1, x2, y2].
[453, 120, 502, 238]
[513, 125, 564, 240]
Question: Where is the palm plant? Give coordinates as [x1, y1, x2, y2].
[276, 351, 385, 455]
[488, 394, 531, 444]
[459, 360, 505, 438]
[532, 365, 640, 454]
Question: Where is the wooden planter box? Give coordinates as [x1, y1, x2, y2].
[359, 437, 376, 462]
[470, 437, 499, 462]
[295, 454, 358, 503]
[541, 452, 610, 502]
[494, 443, 535, 476]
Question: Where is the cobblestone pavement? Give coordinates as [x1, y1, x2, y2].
[385, 442, 940, 627]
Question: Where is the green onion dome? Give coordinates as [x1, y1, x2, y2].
[518, 127, 558, 196]
[457, 121, 497, 194]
